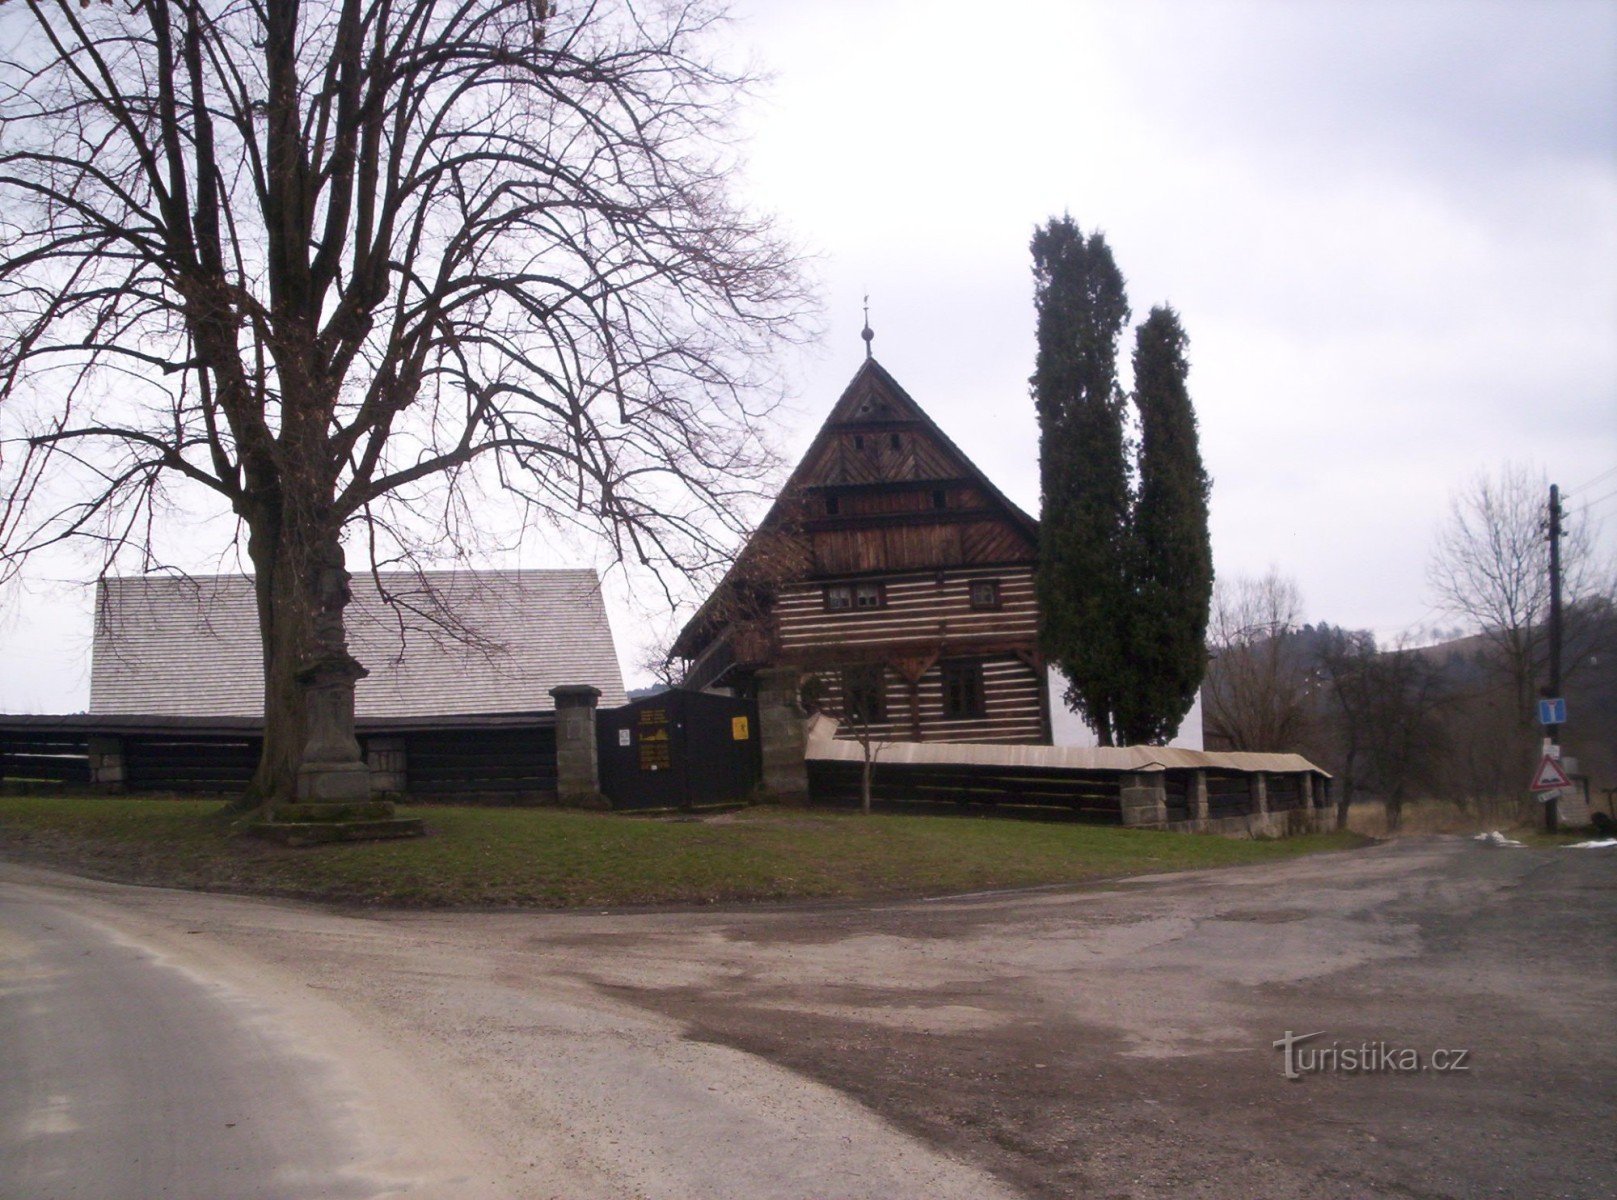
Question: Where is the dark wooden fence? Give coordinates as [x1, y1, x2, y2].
[399, 725, 557, 799]
[808, 758, 1123, 822]
[1205, 770, 1255, 819]
[1266, 773, 1304, 812]
[0, 727, 92, 785]
[0, 715, 559, 800]
[123, 732, 262, 792]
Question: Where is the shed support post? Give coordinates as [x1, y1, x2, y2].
[1120, 772, 1167, 828]
[1192, 769, 1209, 824]
[88, 734, 125, 792]
[756, 667, 810, 803]
[550, 685, 607, 809]
[1251, 772, 1269, 832]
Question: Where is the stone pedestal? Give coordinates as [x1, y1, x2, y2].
[1120, 771, 1167, 828]
[296, 653, 372, 802]
[550, 685, 606, 808]
[757, 667, 809, 803]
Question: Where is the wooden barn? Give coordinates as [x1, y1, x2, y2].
[673, 355, 1052, 745]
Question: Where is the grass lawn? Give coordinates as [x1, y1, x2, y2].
[0, 793, 1369, 909]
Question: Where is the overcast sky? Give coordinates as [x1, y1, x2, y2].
[1, 0, 1614, 711]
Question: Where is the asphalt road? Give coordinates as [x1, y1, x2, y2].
[1, 836, 1612, 1199]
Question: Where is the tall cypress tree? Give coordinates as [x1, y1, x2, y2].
[1030, 216, 1132, 745]
[1119, 306, 1213, 744]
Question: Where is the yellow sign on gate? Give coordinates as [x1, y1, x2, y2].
[731, 715, 750, 741]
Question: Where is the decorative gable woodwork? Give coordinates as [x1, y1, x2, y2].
[674, 357, 1049, 744]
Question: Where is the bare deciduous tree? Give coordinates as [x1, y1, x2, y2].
[1201, 570, 1314, 752]
[0, 0, 807, 806]
[1428, 462, 1609, 720]
[1314, 629, 1454, 832]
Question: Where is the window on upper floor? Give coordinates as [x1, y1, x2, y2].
[940, 659, 986, 719]
[969, 579, 1001, 610]
[824, 494, 840, 516]
[824, 582, 884, 611]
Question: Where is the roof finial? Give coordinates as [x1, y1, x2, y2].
[860, 294, 874, 360]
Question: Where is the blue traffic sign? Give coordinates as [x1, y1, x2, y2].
[1537, 697, 1567, 726]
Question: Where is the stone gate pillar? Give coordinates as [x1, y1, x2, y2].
[756, 667, 809, 803]
[550, 685, 605, 808]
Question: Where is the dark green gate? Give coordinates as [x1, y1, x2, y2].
[596, 690, 760, 811]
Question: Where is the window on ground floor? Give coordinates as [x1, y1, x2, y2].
[940, 659, 986, 719]
[841, 664, 887, 724]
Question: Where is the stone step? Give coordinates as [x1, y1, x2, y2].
[268, 801, 397, 823]
[250, 817, 425, 847]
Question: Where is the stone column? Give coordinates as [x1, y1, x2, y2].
[1298, 772, 1317, 829]
[550, 685, 605, 808]
[1250, 771, 1270, 833]
[1120, 771, 1167, 827]
[365, 735, 407, 796]
[756, 667, 809, 803]
[88, 734, 125, 792]
[1192, 769, 1209, 824]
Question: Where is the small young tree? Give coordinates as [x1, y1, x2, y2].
[1118, 306, 1212, 745]
[801, 669, 886, 814]
[1030, 216, 1131, 745]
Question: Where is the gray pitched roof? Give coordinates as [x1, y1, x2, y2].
[90, 569, 628, 718]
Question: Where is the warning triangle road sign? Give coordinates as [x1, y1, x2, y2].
[1530, 755, 1573, 792]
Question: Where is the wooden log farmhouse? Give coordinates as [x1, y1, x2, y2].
[674, 355, 1066, 745]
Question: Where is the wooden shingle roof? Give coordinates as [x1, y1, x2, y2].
[90, 569, 628, 718]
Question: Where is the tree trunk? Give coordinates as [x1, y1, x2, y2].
[1334, 771, 1355, 832]
[234, 480, 360, 811]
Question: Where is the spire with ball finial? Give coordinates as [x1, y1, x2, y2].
[861, 295, 874, 360]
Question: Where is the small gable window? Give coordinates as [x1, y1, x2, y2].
[969, 579, 1001, 610]
[824, 494, 840, 515]
[853, 434, 865, 450]
[825, 582, 884, 611]
[931, 489, 947, 509]
[889, 433, 901, 450]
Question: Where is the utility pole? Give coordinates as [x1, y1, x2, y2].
[1544, 483, 1563, 832]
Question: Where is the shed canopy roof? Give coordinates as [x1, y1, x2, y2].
[90, 569, 628, 718]
[805, 715, 1328, 776]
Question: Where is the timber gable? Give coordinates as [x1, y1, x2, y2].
[675, 357, 1048, 744]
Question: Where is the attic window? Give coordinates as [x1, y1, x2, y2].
[932, 489, 947, 509]
[889, 433, 901, 450]
[853, 434, 864, 450]
[969, 579, 1001, 610]
[824, 494, 840, 515]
